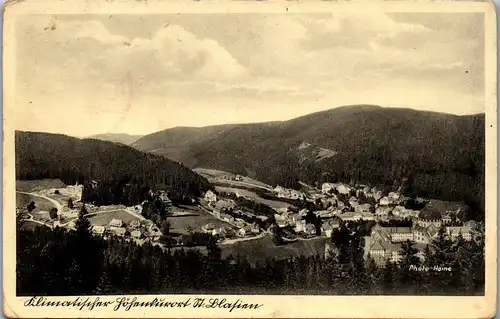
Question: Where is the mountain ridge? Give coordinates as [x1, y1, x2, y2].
[132, 105, 485, 217]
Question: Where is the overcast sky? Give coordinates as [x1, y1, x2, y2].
[15, 12, 484, 137]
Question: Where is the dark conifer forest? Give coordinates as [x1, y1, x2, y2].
[133, 106, 485, 220]
[17, 213, 485, 296]
[15, 131, 212, 206]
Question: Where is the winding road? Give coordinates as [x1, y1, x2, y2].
[17, 191, 63, 213]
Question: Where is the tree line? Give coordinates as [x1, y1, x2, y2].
[17, 211, 484, 296]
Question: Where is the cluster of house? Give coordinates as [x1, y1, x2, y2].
[202, 191, 263, 239]
[204, 183, 475, 247]
[89, 218, 162, 241]
[201, 221, 261, 239]
[363, 213, 477, 266]
[272, 186, 307, 201]
[216, 174, 244, 182]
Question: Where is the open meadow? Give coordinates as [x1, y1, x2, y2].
[16, 179, 66, 192]
[194, 168, 272, 189]
[168, 206, 236, 235]
[16, 192, 55, 213]
[88, 210, 141, 227]
[220, 235, 327, 262]
[20, 220, 49, 231]
[171, 234, 327, 264]
[214, 186, 292, 210]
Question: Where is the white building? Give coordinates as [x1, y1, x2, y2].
[92, 225, 105, 236]
[295, 220, 306, 233]
[202, 223, 216, 233]
[446, 226, 472, 241]
[322, 183, 335, 194]
[204, 190, 217, 204]
[109, 219, 123, 228]
[336, 184, 351, 195]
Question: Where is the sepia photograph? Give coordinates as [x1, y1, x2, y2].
[3, 0, 497, 318]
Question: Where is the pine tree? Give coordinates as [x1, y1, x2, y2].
[75, 209, 92, 237]
[365, 256, 381, 294]
[94, 270, 113, 295]
[430, 225, 453, 266]
[399, 240, 420, 287]
[66, 260, 83, 294]
[206, 236, 222, 262]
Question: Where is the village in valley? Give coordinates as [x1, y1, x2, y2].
[16, 168, 479, 266]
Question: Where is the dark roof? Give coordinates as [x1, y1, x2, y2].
[418, 209, 442, 221]
[424, 200, 467, 214]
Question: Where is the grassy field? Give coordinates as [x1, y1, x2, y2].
[20, 220, 49, 231]
[170, 235, 326, 263]
[220, 235, 326, 262]
[194, 168, 236, 178]
[168, 207, 236, 235]
[194, 168, 271, 189]
[46, 193, 72, 208]
[88, 210, 141, 226]
[16, 192, 56, 213]
[214, 186, 291, 210]
[16, 179, 66, 192]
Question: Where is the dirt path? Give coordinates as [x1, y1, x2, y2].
[17, 191, 63, 213]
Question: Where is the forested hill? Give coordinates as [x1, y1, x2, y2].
[132, 105, 485, 216]
[131, 124, 245, 167]
[15, 131, 212, 205]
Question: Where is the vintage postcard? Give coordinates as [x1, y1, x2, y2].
[2, 0, 497, 318]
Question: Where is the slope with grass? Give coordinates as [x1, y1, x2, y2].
[133, 105, 485, 218]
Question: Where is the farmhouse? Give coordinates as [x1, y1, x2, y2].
[321, 218, 341, 237]
[204, 190, 217, 204]
[92, 225, 105, 236]
[109, 218, 123, 228]
[238, 226, 252, 237]
[295, 220, 306, 233]
[379, 197, 391, 206]
[212, 227, 228, 237]
[202, 223, 216, 233]
[251, 223, 261, 234]
[322, 183, 335, 194]
[214, 200, 235, 214]
[336, 184, 350, 195]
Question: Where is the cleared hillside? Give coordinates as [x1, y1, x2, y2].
[132, 105, 485, 217]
